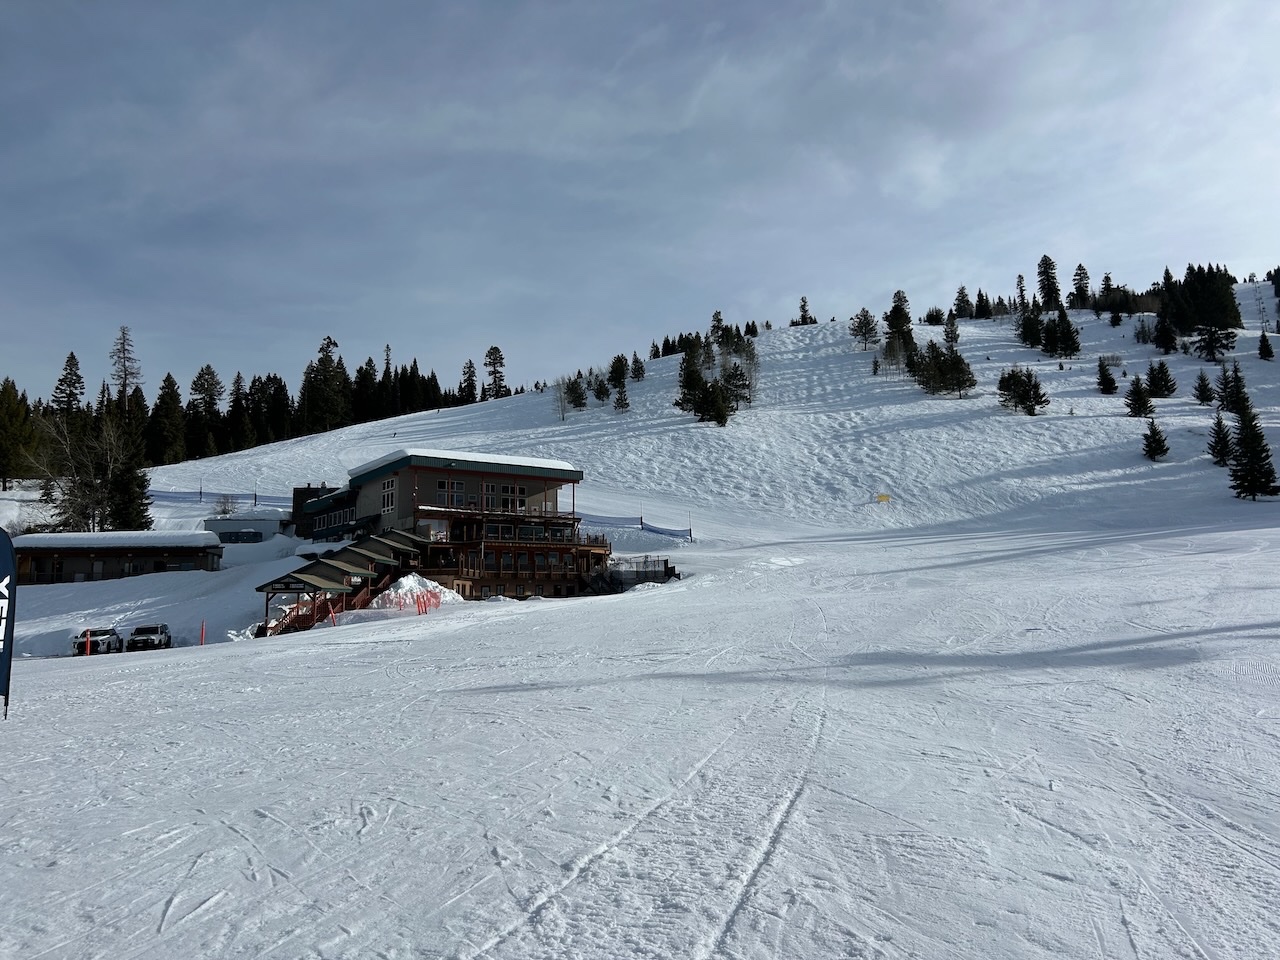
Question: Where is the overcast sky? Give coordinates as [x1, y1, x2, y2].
[2, 1, 1277, 405]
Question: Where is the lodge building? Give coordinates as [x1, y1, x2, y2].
[256, 449, 614, 631]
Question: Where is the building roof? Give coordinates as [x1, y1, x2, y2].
[348, 448, 582, 487]
[14, 531, 222, 550]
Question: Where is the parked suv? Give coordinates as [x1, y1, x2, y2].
[127, 623, 173, 652]
[71, 627, 124, 656]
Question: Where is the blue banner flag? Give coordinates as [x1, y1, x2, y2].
[0, 528, 15, 719]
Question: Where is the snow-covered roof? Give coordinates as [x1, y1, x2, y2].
[348, 447, 578, 480]
[14, 531, 222, 550]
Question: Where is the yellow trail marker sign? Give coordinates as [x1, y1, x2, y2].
[876, 494, 892, 504]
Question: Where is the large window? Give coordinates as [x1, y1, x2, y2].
[381, 477, 396, 514]
[436, 479, 465, 506]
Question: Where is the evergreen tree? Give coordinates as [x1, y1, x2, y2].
[630, 351, 646, 381]
[974, 289, 993, 319]
[607, 354, 629, 391]
[50, 352, 86, 420]
[997, 367, 1048, 415]
[592, 376, 611, 404]
[612, 378, 629, 412]
[0, 378, 36, 490]
[1193, 323, 1237, 363]
[1192, 369, 1215, 405]
[884, 290, 915, 357]
[350, 358, 379, 424]
[953, 285, 974, 319]
[1152, 315, 1178, 354]
[1229, 406, 1280, 499]
[1037, 254, 1061, 310]
[791, 297, 817, 327]
[674, 352, 707, 412]
[850, 308, 879, 349]
[565, 375, 587, 410]
[943, 312, 960, 347]
[225, 373, 256, 450]
[453, 359, 476, 405]
[1145, 361, 1176, 398]
[924, 306, 945, 325]
[145, 376, 186, 465]
[1070, 263, 1090, 309]
[1260, 330, 1274, 361]
[649, 341, 660, 361]
[186, 364, 225, 456]
[723, 362, 751, 409]
[483, 346, 509, 399]
[1207, 412, 1234, 466]
[1215, 361, 1248, 416]
[1142, 419, 1169, 461]
[1096, 358, 1118, 395]
[108, 325, 144, 411]
[944, 347, 976, 398]
[1124, 375, 1155, 417]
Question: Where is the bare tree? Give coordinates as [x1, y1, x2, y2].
[551, 376, 570, 422]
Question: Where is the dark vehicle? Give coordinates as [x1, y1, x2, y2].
[71, 627, 124, 656]
[127, 623, 173, 651]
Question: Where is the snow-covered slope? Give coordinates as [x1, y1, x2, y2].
[3, 284, 1279, 959]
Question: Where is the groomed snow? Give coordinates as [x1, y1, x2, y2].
[2, 285, 1279, 959]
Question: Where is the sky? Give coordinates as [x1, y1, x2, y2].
[3, 288, 1280, 957]
[2, 0, 1278, 406]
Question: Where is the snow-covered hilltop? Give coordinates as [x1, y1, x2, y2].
[3, 285, 1279, 959]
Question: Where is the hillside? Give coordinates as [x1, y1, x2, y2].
[2, 285, 1279, 959]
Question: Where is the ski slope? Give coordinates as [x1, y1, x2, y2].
[2, 285, 1279, 959]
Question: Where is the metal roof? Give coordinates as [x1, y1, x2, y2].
[348, 448, 582, 488]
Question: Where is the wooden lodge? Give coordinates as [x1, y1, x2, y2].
[256, 449, 615, 633]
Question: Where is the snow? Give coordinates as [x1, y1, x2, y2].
[3, 284, 1280, 958]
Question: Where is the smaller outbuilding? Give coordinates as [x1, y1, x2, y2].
[13, 531, 224, 584]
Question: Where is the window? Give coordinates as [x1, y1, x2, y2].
[516, 585, 525, 597]
[382, 477, 397, 514]
[481, 585, 490, 599]
[535, 585, 544, 597]
[483, 482, 497, 510]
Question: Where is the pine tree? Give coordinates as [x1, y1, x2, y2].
[565, 375, 587, 410]
[0, 378, 36, 491]
[1216, 361, 1248, 416]
[630, 351, 646, 381]
[849, 308, 879, 349]
[1124, 375, 1154, 417]
[997, 367, 1048, 415]
[943, 312, 960, 348]
[1193, 323, 1237, 362]
[1260, 330, 1274, 360]
[884, 290, 915, 356]
[1142, 419, 1169, 460]
[612, 378, 629, 412]
[108, 325, 144, 410]
[1152, 315, 1178, 354]
[1070, 263, 1090, 309]
[50, 352, 86, 420]
[1207, 412, 1234, 466]
[483, 346, 509, 398]
[675, 352, 707, 412]
[1037, 254, 1061, 310]
[1192, 369, 1215, 405]
[1097, 358, 1118, 395]
[1229, 406, 1280, 500]
[459, 359, 478, 404]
